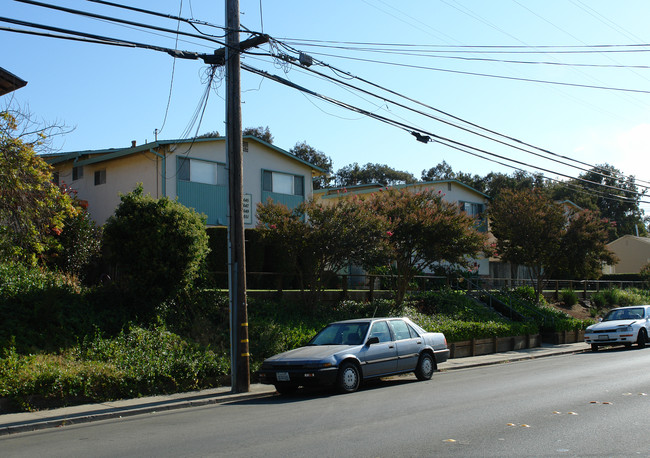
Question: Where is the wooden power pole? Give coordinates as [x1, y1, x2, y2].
[225, 0, 249, 394]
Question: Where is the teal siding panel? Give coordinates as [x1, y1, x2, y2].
[177, 181, 228, 225]
[261, 191, 304, 210]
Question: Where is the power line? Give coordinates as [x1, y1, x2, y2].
[296, 50, 650, 95]
[15, 0, 226, 47]
[241, 63, 649, 202]
[85, 0, 229, 38]
[267, 39, 650, 189]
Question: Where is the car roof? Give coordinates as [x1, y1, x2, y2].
[610, 305, 650, 310]
[330, 317, 409, 325]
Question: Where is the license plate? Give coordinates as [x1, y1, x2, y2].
[598, 335, 609, 340]
[276, 372, 290, 382]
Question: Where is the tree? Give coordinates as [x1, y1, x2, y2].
[290, 141, 333, 189]
[421, 160, 455, 181]
[334, 162, 417, 187]
[197, 130, 221, 138]
[256, 197, 387, 305]
[481, 170, 546, 200]
[552, 210, 618, 280]
[365, 187, 486, 304]
[0, 109, 77, 265]
[243, 126, 273, 144]
[421, 161, 485, 191]
[490, 189, 616, 301]
[102, 185, 209, 316]
[550, 164, 647, 240]
[46, 184, 102, 282]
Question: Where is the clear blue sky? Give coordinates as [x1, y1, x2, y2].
[4, 0, 650, 213]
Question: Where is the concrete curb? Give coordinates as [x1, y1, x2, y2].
[0, 388, 275, 436]
[438, 345, 587, 371]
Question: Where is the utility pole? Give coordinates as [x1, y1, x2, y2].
[225, 0, 249, 394]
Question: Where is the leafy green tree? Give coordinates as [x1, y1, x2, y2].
[551, 210, 618, 280]
[550, 164, 646, 240]
[0, 110, 77, 264]
[365, 188, 486, 304]
[243, 126, 273, 144]
[290, 141, 333, 189]
[421, 161, 485, 191]
[421, 160, 455, 181]
[480, 170, 546, 200]
[256, 197, 388, 305]
[46, 185, 102, 282]
[641, 262, 650, 288]
[334, 162, 417, 187]
[197, 130, 221, 138]
[490, 189, 616, 301]
[102, 185, 209, 316]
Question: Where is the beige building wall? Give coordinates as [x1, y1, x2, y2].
[55, 152, 158, 225]
[605, 235, 650, 274]
[51, 138, 320, 226]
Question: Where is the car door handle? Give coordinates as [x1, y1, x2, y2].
[416, 340, 422, 344]
[388, 345, 394, 349]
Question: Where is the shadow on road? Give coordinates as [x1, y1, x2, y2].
[229, 376, 420, 406]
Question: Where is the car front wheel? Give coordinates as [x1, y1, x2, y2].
[274, 384, 298, 395]
[415, 353, 435, 381]
[337, 362, 361, 393]
[637, 329, 647, 349]
[591, 344, 599, 352]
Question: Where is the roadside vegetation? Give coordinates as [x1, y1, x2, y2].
[1, 110, 647, 413]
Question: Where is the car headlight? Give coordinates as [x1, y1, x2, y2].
[624, 326, 634, 332]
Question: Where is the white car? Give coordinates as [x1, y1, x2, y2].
[584, 305, 650, 352]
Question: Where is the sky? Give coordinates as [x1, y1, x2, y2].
[3, 0, 650, 214]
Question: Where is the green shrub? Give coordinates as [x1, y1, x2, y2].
[406, 307, 538, 342]
[494, 289, 592, 332]
[591, 291, 607, 308]
[102, 185, 210, 318]
[560, 289, 578, 306]
[512, 285, 538, 303]
[0, 325, 230, 413]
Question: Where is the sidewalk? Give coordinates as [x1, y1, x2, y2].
[0, 341, 589, 436]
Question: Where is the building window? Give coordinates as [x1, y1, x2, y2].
[262, 170, 304, 196]
[72, 166, 83, 181]
[178, 157, 226, 185]
[52, 171, 59, 186]
[460, 202, 484, 217]
[94, 169, 106, 186]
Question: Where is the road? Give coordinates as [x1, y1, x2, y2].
[3, 347, 650, 457]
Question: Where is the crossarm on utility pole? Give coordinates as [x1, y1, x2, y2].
[202, 33, 270, 66]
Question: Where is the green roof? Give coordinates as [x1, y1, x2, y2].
[43, 136, 328, 173]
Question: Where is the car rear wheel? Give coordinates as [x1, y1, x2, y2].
[591, 344, 599, 352]
[337, 362, 360, 393]
[415, 353, 435, 381]
[637, 329, 647, 349]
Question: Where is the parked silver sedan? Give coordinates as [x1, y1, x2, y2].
[584, 305, 650, 352]
[258, 317, 450, 394]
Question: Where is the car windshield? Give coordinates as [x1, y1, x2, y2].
[603, 308, 645, 321]
[309, 323, 370, 346]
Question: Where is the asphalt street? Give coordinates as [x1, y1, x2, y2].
[3, 344, 650, 456]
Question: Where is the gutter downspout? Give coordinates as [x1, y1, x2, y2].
[149, 147, 166, 197]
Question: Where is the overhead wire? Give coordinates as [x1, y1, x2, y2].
[241, 62, 648, 202]
[14, 0, 227, 46]
[265, 49, 647, 188]
[5, 2, 648, 205]
[269, 38, 650, 189]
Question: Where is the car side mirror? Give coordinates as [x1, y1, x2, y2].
[366, 336, 380, 346]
